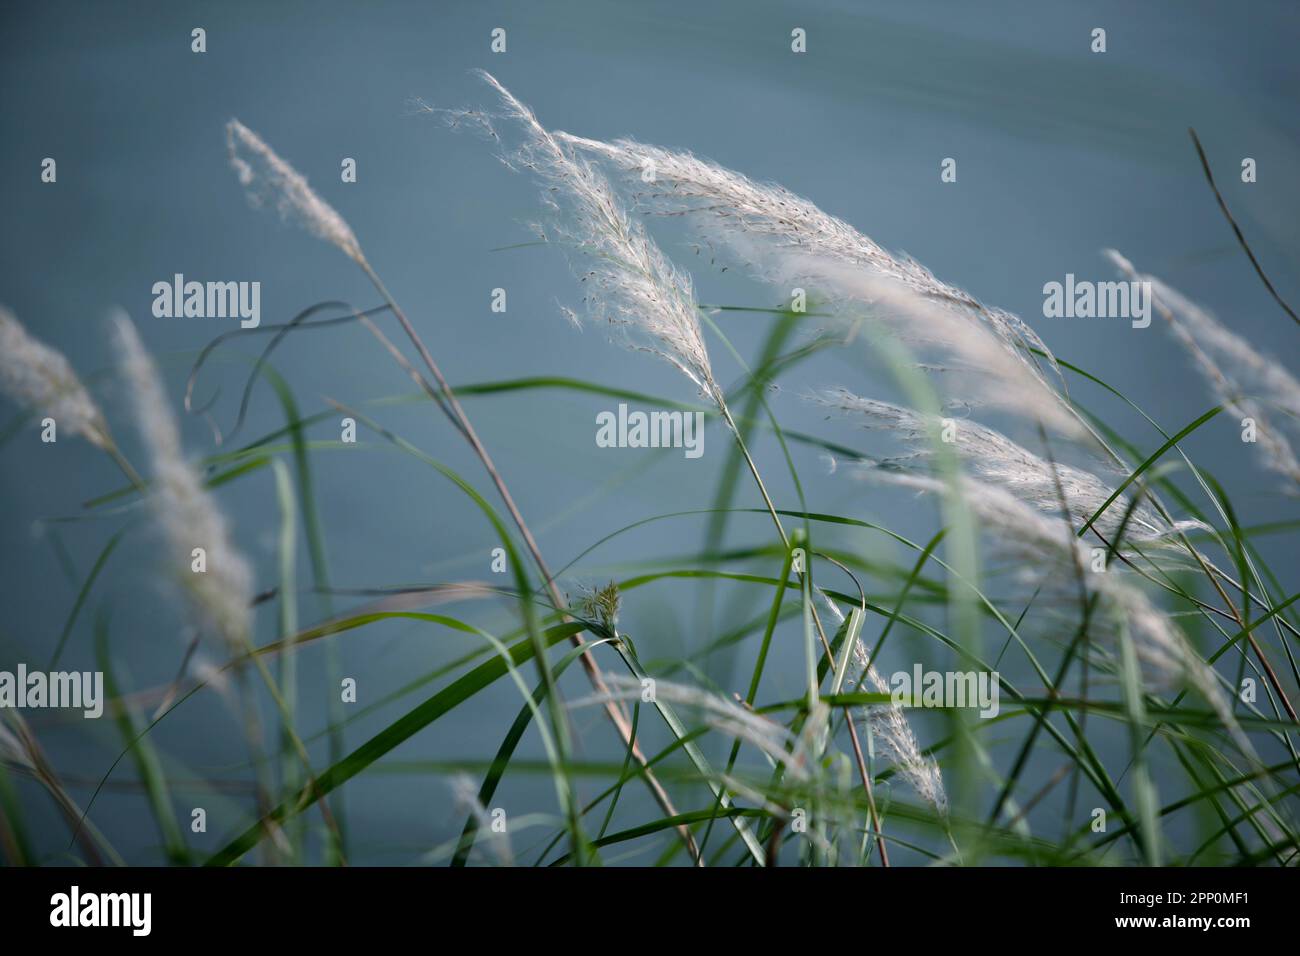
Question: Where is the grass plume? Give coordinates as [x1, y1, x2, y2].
[467, 73, 725, 411]
[0, 306, 113, 451]
[1108, 250, 1300, 489]
[226, 119, 366, 267]
[111, 312, 254, 652]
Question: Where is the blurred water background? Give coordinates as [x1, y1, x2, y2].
[2, 0, 1297, 863]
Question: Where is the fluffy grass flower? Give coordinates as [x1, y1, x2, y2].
[226, 119, 366, 267]
[871, 469, 1247, 752]
[557, 133, 1075, 432]
[815, 388, 1201, 546]
[464, 73, 725, 411]
[817, 593, 948, 814]
[1108, 250, 1300, 489]
[112, 313, 254, 653]
[0, 306, 112, 450]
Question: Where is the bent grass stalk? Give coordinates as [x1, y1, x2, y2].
[470, 72, 902, 863]
[106, 314, 346, 857]
[226, 118, 696, 862]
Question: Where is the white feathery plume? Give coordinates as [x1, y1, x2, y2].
[555, 135, 991, 311]
[803, 263, 1084, 436]
[450, 774, 514, 866]
[557, 133, 1072, 428]
[1107, 250, 1300, 488]
[570, 675, 814, 782]
[0, 306, 112, 450]
[817, 592, 948, 814]
[465, 73, 725, 410]
[111, 314, 254, 653]
[814, 388, 1204, 546]
[226, 119, 366, 267]
[572, 677, 834, 844]
[874, 469, 1249, 751]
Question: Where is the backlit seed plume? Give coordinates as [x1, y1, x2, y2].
[1108, 250, 1300, 489]
[555, 134, 979, 306]
[226, 119, 366, 267]
[112, 314, 254, 653]
[467, 73, 724, 409]
[815, 389, 1202, 546]
[0, 306, 112, 450]
[558, 133, 1069, 420]
[817, 592, 947, 814]
[571, 675, 814, 782]
[805, 263, 1084, 437]
[876, 470, 1247, 750]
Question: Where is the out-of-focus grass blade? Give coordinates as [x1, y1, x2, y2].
[1116, 616, 1161, 866]
[205, 621, 585, 866]
[96, 612, 189, 864]
[603, 629, 767, 866]
[270, 458, 303, 861]
[451, 637, 616, 867]
[49, 527, 127, 669]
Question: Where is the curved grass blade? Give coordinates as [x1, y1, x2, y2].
[205, 620, 585, 866]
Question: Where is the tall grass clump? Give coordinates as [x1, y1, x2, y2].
[3, 72, 1296, 871]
